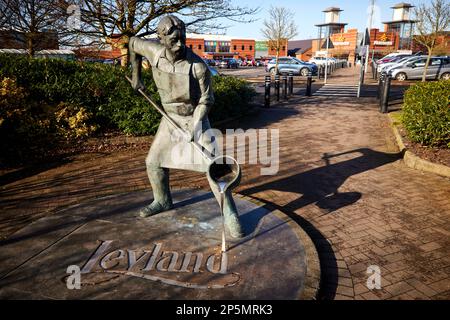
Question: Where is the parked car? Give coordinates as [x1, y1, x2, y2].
[265, 57, 318, 76]
[203, 59, 217, 67]
[309, 56, 334, 66]
[388, 56, 450, 81]
[376, 54, 410, 65]
[219, 58, 239, 69]
[378, 55, 425, 74]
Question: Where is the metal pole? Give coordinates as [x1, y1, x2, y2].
[381, 75, 391, 113]
[377, 73, 383, 101]
[282, 74, 288, 100]
[306, 72, 312, 96]
[324, 37, 329, 84]
[275, 74, 280, 101]
[357, 60, 365, 98]
[288, 71, 294, 96]
[264, 75, 271, 108]
[365, 0, 375, 73]
[372, 60, 376, 79]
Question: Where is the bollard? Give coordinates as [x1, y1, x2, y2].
[381, 75, 391, 113]
[306, 72, 312, 96]
[377, 73, 384, 100]
[264, 75, 271, 108]
[288, 71, 294, 96]
[282, 74, 288, 100]
[275, 74, 280, 101]
[318, 65, 322, 80]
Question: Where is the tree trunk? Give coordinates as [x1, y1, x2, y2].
[275, 39, 280, 75]
[27, 34, 35, 57]
[422, 48, 432, 82]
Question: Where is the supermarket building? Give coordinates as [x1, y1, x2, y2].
[185, 34, 256, 60]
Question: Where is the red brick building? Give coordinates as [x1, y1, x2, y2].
[186, 34, 255, 60]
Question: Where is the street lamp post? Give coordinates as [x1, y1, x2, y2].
[365, 0, 375, 73]
[324, 34, 330, 84]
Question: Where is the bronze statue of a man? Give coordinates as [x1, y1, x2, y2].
[129, 15, 244, 238]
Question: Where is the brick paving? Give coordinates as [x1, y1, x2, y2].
[1, 66, 449, 300]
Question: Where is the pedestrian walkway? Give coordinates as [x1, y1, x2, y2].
[1, 66, 449, 300]
[313, 84, 359, 97]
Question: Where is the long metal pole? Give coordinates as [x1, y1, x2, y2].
[365, 0, 375, 73]
[324, 35, 329, 84]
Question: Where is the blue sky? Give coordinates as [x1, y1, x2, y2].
[214, 0, 429, 40]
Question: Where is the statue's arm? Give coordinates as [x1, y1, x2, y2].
[128, 37, 161, 91]
[191, 62, 215, 141]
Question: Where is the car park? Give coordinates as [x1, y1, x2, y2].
[388, 56, 450, 81]
[265, 57, 318, 76]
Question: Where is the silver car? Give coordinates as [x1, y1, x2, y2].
[389, 57, 450, 81]
[378, 55, 425, 73]
[266, 57, 318, 76]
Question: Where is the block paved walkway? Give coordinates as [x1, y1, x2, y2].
[1, 66, 449, 300]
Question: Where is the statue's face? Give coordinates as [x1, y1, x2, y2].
[161, 28, 186, 60]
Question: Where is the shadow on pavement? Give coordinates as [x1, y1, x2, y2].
[240, 147, 403, 299]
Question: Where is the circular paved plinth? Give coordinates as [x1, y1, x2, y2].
[0, 189, 320, 299]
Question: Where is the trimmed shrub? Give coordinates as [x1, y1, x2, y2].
[0, 54, 161, 135]
[402, 80, 450, 148]
[210, 75, 256, 123]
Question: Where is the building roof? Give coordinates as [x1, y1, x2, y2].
[391, 3, 414, 9]
[382, 19, 417, 24]
[323, 7, 343, 12]
[288, 39, 314, 54]
[315, 22, 348, 27]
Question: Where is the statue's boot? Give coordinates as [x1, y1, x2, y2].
[211, 186, 244, 239]
[140, 167, 173, 217]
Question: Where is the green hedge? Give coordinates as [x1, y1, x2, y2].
[0, 54, 255, 164]
[401, 80, 450, 148]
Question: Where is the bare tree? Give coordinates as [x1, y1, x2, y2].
[57, 0, 259, 66]
[414, 0, 450, 82]
[260, 6, 297, 74]
[0, 0, 73, 56]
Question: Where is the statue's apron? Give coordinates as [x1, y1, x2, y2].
[146, 50, 216, 173]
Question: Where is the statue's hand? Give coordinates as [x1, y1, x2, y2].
[131, 77, 145, 92]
